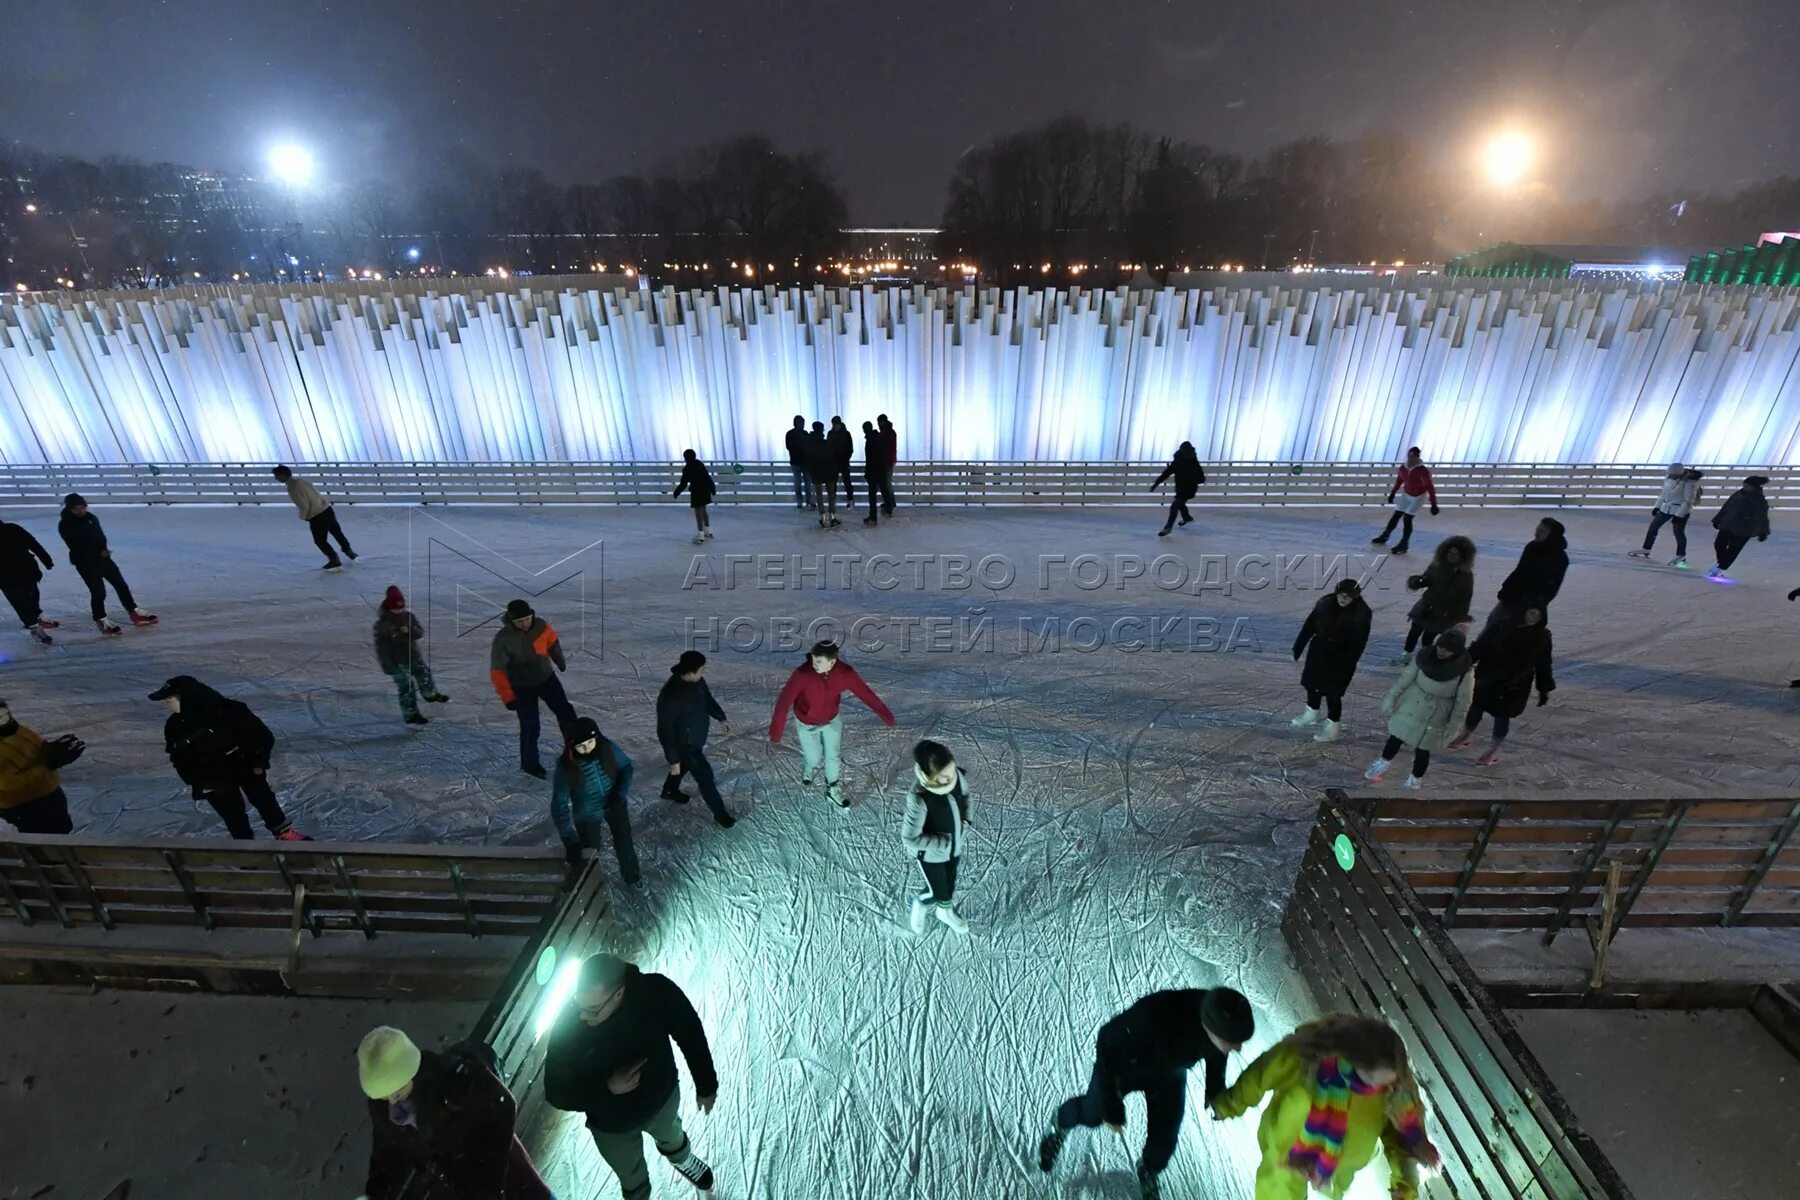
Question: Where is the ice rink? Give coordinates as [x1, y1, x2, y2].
[4, 497, 1798, 1199]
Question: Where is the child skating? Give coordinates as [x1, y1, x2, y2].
[900, 739, 971, 934]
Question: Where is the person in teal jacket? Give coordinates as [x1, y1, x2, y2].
[551, 716, 639, 885]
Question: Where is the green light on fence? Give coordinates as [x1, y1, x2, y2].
[533, 956, 584, 1042]
[1289, 464, 1303, 476]
[731, 463, 745, 474]
[534, 945, 557, 986]
[1333, 834, 1356, 871]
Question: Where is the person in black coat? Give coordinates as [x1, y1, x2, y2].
[148, 675, 307, 840]
[1709, 475, 1772, 580]
[57, 493, 157, 635]
[784, 415, 812, 509]
[1449, 605, 1555, 766]
[655, 650, 734, 826]
[1791, 585, 1800, 687]
[827, 416, 856, 506]
[860, 420, 885, 526]
[672, 449, 717, 544]
[0, 519, 58, 644]
[1039, 987, 1256, 1200]
[543, 954, 720, 1200]
[1398, 534, 1476, 661]
[1150, 442, 1206, 536]
[1484, 517, 1568, 635]
[805, 421, 840, 527]
[357, 1027, 551, 1200]
[1291, 579, 1372, 742]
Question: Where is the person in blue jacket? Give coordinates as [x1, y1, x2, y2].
[551, 716, 639, 885]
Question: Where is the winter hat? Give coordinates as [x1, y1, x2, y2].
[356, 1027, 422, 1099]
[1434, 630, 1468, 655]
[673, 650, 707, 676]
[1745, 475, 1770, 488]
[1200, 987, 1255, 1046]
[568, 716, 602, 747]
[63, 492, 87, 509]
[1333, 579, 1362, 598]
[382, 586, 406, 611]
[505, 599, 534, 621]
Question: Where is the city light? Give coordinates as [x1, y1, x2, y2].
[406, 247, 421, 261]
[22, 202, 36, 214]
[1481, 130, 1534, 188]
[266, 142, 316, 187]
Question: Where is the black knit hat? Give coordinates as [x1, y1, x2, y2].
[568, 716, 601, 745]
[673, 650, 707, 675]
[1200, 987, 1255, 1046]
[505, 599, 534, 620]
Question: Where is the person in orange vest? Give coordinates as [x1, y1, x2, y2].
[0, 697, 86, 834]
[489, 599, 576, 779]
[1370, 447, 1439, 555]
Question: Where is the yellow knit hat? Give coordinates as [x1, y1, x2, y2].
[357, 1027, 422, 1099]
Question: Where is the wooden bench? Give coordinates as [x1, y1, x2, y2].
[1285, 797, 1633, 1200]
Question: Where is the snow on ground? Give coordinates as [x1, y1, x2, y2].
[3, 500, 1797, 1198]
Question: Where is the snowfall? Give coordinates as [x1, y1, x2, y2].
[4, 498, 1798, 1200]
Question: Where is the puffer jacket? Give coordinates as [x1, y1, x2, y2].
[373, 609, 427, 673]
[673, 460, 716, 507]
[488, 617, 565, 703]
[1405, 536, 1477, 635]
[162, 689, 276, 789]
[0, 522, 53, 585]
[1470, 621, 1556, 719]
[0, 723, 61, 811]
[1382, 656, 1475, 751]
[1712, 485, 1771, 539]
[901, 769, 969, 863]
[550, 740, 634, 847]
[1654, 465, 1702, 517]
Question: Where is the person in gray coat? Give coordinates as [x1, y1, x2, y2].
[1630, 463, 1703, 566]
[900, 739, 971, 935]
[1708, 475, 1772, 580]
[1365, 630, 1475, 790]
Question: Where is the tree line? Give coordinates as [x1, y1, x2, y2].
[4, 119, 1799, 290]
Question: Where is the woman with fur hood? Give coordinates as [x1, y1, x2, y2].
[1290, 580, 1371, 743]
[1394, 535, 1476, 665]
[1630, 463, 1703, 566]
[1366, 630, 1475, 790]
[1450, 605, 1554, 766]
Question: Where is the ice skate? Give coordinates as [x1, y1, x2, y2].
[96, 618, 122, 637]
[862, 516, 877, 525]
[825, 781, 848, 808]
[691, 533, 707, 544]
[1312, 719, 1340, 743]
[322, 561, 344, 572]
[1390, 541, 1410, 555]
[1401, 774, 1422, 790]
[1177, 514, 1193, 526]
[1290, 705, 1320, 728]
[1037, 1129, 1065, 1172]
[1706, 564, 1725, 579]
[1370, 533, 1389, 545]
[345, 550, 359, 562]
[1627, 548, 1650, 559]
[1446, 730, 1472, 751]
[405, 713, 429, 726]
[1157, 526, 1171, 537]
[828, 517, 842, 528]
[27, 625, 53, 645]
[908, 893, 932, 935]
[714, 810, 736, 829]
[35, 618, 60, 630]
[1137, 1163, 1161, 1200]
[703, 529, 715, 539]
[800, 766, 817, 787]
[1363, 757, 1390, 781]
[129, 609, 158, 626]
[275, 829, 312, 841]
[424, 691, 449, 703]
[1668, 557, 1688, 568]
[1477, 744, 1502, 767]
[662, 778, 690, 803]
[934, 903, 969, 934]
[522, 763, 548, 780]
[665, 1141, 714, 1192]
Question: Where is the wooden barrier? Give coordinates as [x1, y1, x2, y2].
[1284, 798, 1633, 1200]
[1, 459, 1798, 509]
[1344, 793, 1800, 942]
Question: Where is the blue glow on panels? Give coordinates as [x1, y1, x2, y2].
[1, 281, 1798, 466]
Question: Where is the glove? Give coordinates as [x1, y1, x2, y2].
[503, 699, 517, 711]
[45, 734, 86, 768]
[1758, 533, 1768, 542]
[1537, 691, 1550, 707]
[563, 842, 583, 866]
[1787, 588, 1799, 602]
[1430, 504, 1440, 516]
[1405, 574, 1426, 591]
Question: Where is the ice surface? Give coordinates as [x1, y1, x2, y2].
[3, 500, 1796, 1197]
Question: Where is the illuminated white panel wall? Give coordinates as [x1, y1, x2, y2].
[3, 280, 1800, 466]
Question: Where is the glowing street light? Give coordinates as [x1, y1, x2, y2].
[406, 246, 422, 262]
[1481, 131, 1534, 188]
[266, 143, 316, 187]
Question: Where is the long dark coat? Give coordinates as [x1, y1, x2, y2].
[1470, 620, 1556, 718]
[1293, 594, 1372, 696]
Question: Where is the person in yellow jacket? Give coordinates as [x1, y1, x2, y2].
[1210, 1014, 1440, 1200]
[0, 696, 86, 834]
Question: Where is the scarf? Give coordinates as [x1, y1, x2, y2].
[1415, 643, 1471, 682]
[1288, 1056, 1427, 1190]
[913, 764, 960, 794]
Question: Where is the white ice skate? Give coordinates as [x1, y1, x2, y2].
[691, 533, 707, 544]
[1707, 565, 1728, 580]
[1668, 557, 1688, 569]
[703, 529, 715, 539]
[96, 618, 123, 637]
[1627, 549, 1650, 559]
[1290, 705, 1320, 728]
[1312, 719, 1340, 743]
[1363, 757, 1391, 782]
[908, 894, 933, 935]
[934, 903, 970, 934]
[825, 781, 848, 808]
[1401, 775, 1423, 790]
[27, 625, 53, 645]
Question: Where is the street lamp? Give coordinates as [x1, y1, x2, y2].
[1481, 131, 1534, 188]
[266, 143, 316, 188]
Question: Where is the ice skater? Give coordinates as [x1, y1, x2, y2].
[543, 953, 720, 1200]
[804, 420, 840, 527]
[1791, 586, 1800, 687]
[374, 586, 448, 726]
[1630, 463, 1703, 567]
[1151, 442, 1205, 537]
[672, 449, 717, 544]
[1396, 535, 1475, 664]
[901, 739, 971, 935]
[1708, 474, 1772, 581]
[1484, 517, 1566, 635]
[1366, 630, 1474, 790]
[1370, 447, 1438, 554]
[827, 415, 856, 506]
[769, 640, 896, 807]
[1290, 579, 1371, 743]
[489, 599, 577, 779]
[1450, 604, 1554, 766]
[1038, 986, 1255, 1200]
[0, 517, 59, 645]
[57, 494, 157, 635]
[552, 716, 640, 885]
[0, 696, 86, 834]
[356, 1026, 552, 1200]
[272, 465, 357, 570]
[875, 413, 898, 515]
[860, 420, 884, 526]
[655, 650, 735, 828]
[150, 675, 309, 840]
[1210, 1014, 1440, 1200]
[785, 414, 813, 510]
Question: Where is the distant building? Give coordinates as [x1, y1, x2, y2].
[1444, 243, 1704, 280]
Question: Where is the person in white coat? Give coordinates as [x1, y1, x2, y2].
[900, 739, 971, 935]
[1365, 630, 1475, 790]
[272, 465, 357, 570]
[1629, 463, 1703, 567]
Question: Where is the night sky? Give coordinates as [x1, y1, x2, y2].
[4, 0, 1797, 223]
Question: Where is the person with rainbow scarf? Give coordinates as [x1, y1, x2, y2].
[1210, 1014, 1440, 1200]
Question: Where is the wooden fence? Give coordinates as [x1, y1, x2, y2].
[1285, 798, 1633, 1200]
[1346, 792, 1800, 942]
[1, 459, 1798, 509]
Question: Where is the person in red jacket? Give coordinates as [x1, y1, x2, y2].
[1371, 446, 1439, 555]
[768, 640, 895, 807]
